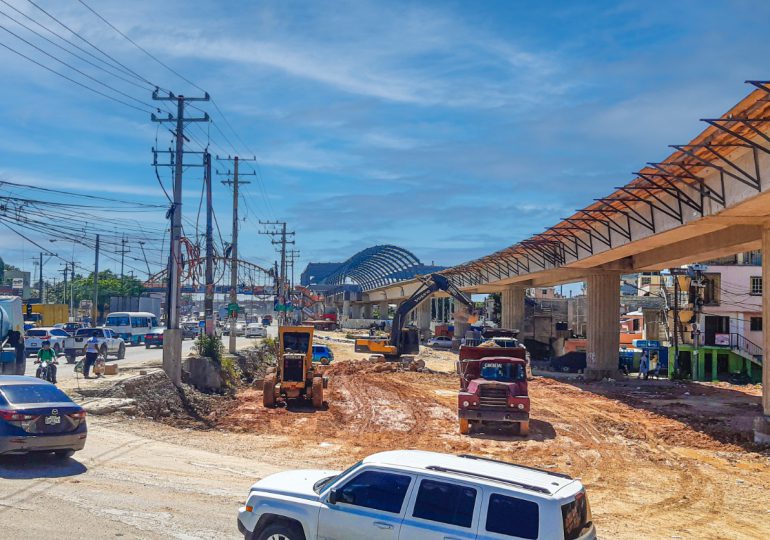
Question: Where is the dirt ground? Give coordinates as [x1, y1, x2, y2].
[201, 333, 770, 540]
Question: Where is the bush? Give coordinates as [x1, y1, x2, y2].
[193, 334, 224, 363]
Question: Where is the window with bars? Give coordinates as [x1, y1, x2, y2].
[750, 276, 763, 296]
[750, 317, 762, 332]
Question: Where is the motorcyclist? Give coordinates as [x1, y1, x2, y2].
[82, 330, 101, 379]
[35, 340, 58, 384]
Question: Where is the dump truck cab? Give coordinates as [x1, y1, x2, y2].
[457, 345, 530, 436]
[263, 326, 328, 408]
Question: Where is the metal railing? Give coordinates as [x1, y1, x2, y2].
[728, 333, 763, 365]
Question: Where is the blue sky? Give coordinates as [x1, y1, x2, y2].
[1, 0, 770, 284]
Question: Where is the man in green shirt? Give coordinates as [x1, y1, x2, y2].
[36, 340, 58, 384]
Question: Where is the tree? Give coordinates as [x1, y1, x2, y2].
[47, 270, 144, 308]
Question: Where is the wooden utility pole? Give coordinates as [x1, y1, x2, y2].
[259, 222, 295, 325]
[217, 155, 256, 352]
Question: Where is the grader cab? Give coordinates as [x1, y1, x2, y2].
[263, 326, 328, 408]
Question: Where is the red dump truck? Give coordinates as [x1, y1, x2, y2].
[457, 345, 530, 436]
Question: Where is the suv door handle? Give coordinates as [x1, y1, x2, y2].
[373, 521, 393, 530]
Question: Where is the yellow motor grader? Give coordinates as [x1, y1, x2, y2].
[263, 325, 328, 408]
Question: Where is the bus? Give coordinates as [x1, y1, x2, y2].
[104, 312, 159, 345]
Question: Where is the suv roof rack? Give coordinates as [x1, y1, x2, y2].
[426, 465, 552, 495]
[458, 454, 573, 480]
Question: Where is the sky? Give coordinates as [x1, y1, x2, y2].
[1, 0, 770, 286]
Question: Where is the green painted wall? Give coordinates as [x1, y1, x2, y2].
[668, 345, 761, 383]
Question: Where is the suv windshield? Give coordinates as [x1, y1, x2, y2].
[480, 362, 526, 382]
[313, 461, 362, 494]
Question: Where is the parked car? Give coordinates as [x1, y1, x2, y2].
[245, 323, 266, 338]
[427, 335, 453, 348]
[181, 322, 200, 340]
[0, 375, 88, 458]
[144, 327, 165, 348]
[24, 327, 69, 357]
[312, 344, 334, 365]
[223, 321, 247, 336]
[63, 328, 126, 364]
[550, 351, 587, 373]
[237, 450, 596, 540]
[63, 322, 90, 336]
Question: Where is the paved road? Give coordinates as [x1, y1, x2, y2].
[24, 333, 270, 383]
[0, 417, 280, 539]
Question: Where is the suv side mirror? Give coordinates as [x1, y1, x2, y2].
[328, 488, 338, 505]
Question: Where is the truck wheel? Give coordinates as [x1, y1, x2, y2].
[263, 376, 276, 408]
[100, 345, 108, 357]
[117, 343, 126, 360]
[257, 522, 305, 540]
[145, 344, 151, 349]
[311, 377, 324, 408]
[459, 418, 470, 435]
[66, 355, 76, 364]
[518, 421, 530, 436]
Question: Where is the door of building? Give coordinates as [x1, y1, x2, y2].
[704, 316, 729, 346]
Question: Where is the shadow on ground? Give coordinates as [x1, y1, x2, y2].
[468, 418, 556, 442]
[0, 453, 87, 479]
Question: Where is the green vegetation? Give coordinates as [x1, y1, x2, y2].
[193, 333, 225, 363]
[47, 270, 144, 306]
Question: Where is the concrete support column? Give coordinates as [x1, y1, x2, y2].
[754, 226, 770, 443]
[378, 301, 389, 319]
[453, 303, 470, 349]
[585, 272, 621, 381]
[362, 303, 373, 319]
[501, 285, 525, 331]
[342, 299, 351, 321]
[350, 304, 362, 319]
[416, 299, 431, 331]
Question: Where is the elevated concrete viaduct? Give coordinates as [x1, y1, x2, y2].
[360, 81, 770, 442]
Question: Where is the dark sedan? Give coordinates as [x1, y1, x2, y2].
[0, 376, 87, 458]
[144, 327, 165, 348]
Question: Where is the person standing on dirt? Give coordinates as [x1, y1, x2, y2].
[638, 350, 649, 380]
[82, 330, 101, 379]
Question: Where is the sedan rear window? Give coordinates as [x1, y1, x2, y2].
[1, 384, 72, 405]
[26, 329, 47, 337]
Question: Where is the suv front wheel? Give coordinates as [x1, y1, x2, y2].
[256, 522, 305, 540]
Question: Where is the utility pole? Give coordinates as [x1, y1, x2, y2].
[217, 155, 256, 353]
[93, 234, 100, 325]
[61, 264, 68, 314]
[259, 222, 295, 325]
[38, 252, 44, 303]
[204, 151, 215, 337]
[138, 241, 152, 280]
[287, 249, 300, 322]
[116, 236, 130, 280]
[152, 88, 209, 385]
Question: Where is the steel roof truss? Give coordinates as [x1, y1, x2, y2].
[577, 210, 632, 241]
[701, 118, 770, 154]
[596, 198, 656, 232]
[563, 217, 611, 248]
[672, 145, 760, 191]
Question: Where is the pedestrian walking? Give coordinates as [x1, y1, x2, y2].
[82, 330, 101, 379]
[638, 350, 649, 380]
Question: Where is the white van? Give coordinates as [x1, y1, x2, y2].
[104, 311, 159, 345]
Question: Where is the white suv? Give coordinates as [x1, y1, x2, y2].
[238, 450, 596, 540]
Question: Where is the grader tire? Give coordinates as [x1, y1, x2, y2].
[263, 376, 276, 408]
[459, 418, 470, 435]
[311, 377, 324, 409]
[518, 421, 530, 436]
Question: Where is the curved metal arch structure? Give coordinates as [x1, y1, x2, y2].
[145, 256, 273, 287]
[321, 245, 426, 291]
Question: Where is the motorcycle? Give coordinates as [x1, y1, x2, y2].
[35, 359, 58, 384]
